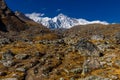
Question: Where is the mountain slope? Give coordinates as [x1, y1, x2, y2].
[0, 0, 28, 32]
[26, 13, 109, 29]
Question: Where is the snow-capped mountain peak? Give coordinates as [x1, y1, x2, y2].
[25, 13, 109, 29]
[57, 13, 67, 19]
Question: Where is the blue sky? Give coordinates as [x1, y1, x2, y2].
[5, 0, 120, 23]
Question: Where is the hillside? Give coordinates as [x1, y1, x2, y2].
[64, 24, 120, 38]
[0, 0, 120, 80]
[0, 22, 120, 80]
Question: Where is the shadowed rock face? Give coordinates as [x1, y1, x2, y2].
[0, 0, 7, 9]
[15, 11, 33, 22]
[0, 0, 12, 17]
[0, 19, 7, 31]
[0, 0, 27, 32]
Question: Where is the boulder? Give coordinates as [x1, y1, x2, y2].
[78, 75, 110, 80]
[16, 67, 26, 72]
[2, 60, 15, 67]
[2, 50, 14, 60]
[91, 35, 104, 41]
[15, 54, 29, 60]
[0, 78, 18, 80]
[0, 38, 11, 45]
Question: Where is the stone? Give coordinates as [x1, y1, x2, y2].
[34, 67, 38, 74]
[16, 67, 26, 72]
[0, 38, 11, 45]
[2, 50, 14, 60]
[60, 77, 64, 80]
[82, 58, 101, 73]
[42, 66, 54, 76]
[107, 63, 112, 67]
[78, 75, 111, 80]
[106, 57, 112, 62]
[34, 52, 45, 57]
[1, 50, 15, 67]
[110, 75, 118, 80]
[115, 60, 120, 67]
[70, 67, 82, 74]
[0, 78, 18, 80]
[30, 60, 39, 67]
[57, 39, 65, 44]
[97, 44, 106, 52]
[97, 44, 110, 52]
[70, 77, 75, 80]
[100, 61, 106, 66]
[15, 54, 29, 60]
[91, 35, 104, 41]
[2, 60, 15, 67]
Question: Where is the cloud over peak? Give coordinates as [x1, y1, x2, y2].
[25, 12, 45, 18]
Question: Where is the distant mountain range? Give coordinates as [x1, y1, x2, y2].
[26, 13, 109, 29]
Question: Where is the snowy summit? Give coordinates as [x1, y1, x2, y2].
[26, 13, 109, 29]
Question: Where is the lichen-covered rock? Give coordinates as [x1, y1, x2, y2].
[83, 58, 101, 71]
[0, 78, 18, 80]
[16, 67, 26, 72]
[1, 60, 15, 67]
[78, 75, 110, 80]
[2, 50, 14, 60]
[15, 54, 29, 60]
[91, 35, 104, 41]
[34, 52, 45, 57]
[115, 60, 120, 67]
[0, 38, 12, 45]
[70, 67, 82, 74]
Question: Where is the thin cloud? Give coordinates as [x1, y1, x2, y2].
[42, 8, 46, 10]
[25, 12, 45, 18]
[56, 9, 61, 12]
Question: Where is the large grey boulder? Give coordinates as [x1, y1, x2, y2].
[2, 50, 14, 60]
[1, 50, 15, 67]
[15, 54, 29, 60]
[91, 35, 104, 41]
[0, 38, 11, 45]
[75, 38, 100, 57]
[1, 60, 15, 67]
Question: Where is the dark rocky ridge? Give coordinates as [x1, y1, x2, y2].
[0, 0, 27, 32]
[15, 11, 33, 22]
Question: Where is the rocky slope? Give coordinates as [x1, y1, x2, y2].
[0, 0, 120, 80]
[0, 23, 120, 80]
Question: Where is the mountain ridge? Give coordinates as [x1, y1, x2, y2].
[26, 13, 109, 29]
